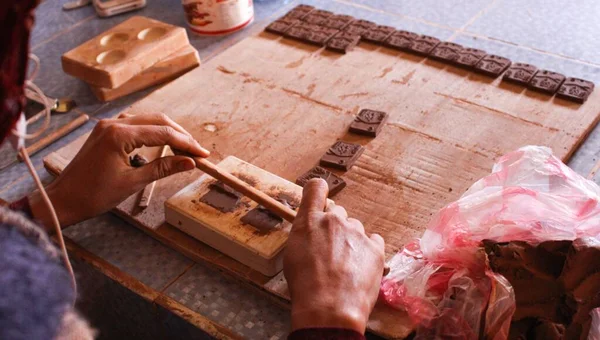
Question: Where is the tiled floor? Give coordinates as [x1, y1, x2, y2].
[165, 264, 291, 339]
[3, 0, 600, 338]
[464, 0, 600, 66]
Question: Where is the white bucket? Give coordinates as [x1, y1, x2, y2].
[182, 0, 254, 35]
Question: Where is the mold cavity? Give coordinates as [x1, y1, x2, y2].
[203, 123, 217, 132]
[96, 50, 126, 65]
[100, 33, 129, 47]
[137, 27, 167, 41]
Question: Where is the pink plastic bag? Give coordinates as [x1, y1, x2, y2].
[381, 146, 600, 338]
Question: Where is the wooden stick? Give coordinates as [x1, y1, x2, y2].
[193, 157, 297, 223]
[139, 145, 169, 208]
[588, 157, 600, 180]
[18, 113, 89, 161]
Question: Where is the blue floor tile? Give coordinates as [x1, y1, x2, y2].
[343, 0, 494, 29]
[465, 0, 600, 65]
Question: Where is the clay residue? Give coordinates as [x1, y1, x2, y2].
[286, 55, 307, 69]
[391, 69, 416, 85]
[377, 66, 393, 78]
[338, 92, 369, 100]
[217, 65, 236, 74]
[233, 172, 258, 187]
[199, 182, 242, 213]
[276, 192, 300, 210]
[241, 206, 283, 234]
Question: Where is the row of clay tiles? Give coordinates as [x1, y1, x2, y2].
[266, 4, 595, 104]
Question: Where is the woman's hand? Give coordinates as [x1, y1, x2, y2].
[29, 113, 209, 230]
[284, 178, 385, 334]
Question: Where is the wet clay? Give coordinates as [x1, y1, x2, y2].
[484, 238, 600, 339]
[275, 193, 300, 210]
[233, 172, 258, 187]
[241, 206, 283, 234]
[199, 181, 242, 213]
[129, 154, 148, 167]
[240, 196, 296, 234]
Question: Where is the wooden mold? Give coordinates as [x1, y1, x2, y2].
[165, 156, 306, 276]
[90, 45, 200, 102]
[62, 16, 190, 89]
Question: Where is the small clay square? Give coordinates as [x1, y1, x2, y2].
[557, 77, 595, 103]
[362, 25, 395, 44]
[473, 54, 512, 77]
[529, 70, 566, 94]
[454, 48, 486, 68]
[284, 4, 315, 19]
[503, 63, 538, 85]
[321, 14, 355, 30]
[344, 20, 377, 36]
[383, 30, 419, 51]
[349, 109, 388, 137]
[302, 9, 334, 25]
[407, 35, 441, 55]
[265, 17, 299, 35]
[241, 206, 283, 234]
[199, 182, 242, 213]
[284, 22, 313, 41]
[326, 31, 360, 53]
[296, 166, 347, 197]
[307, 25, 339, 46]
[319, 141, 364, 171]
[429, 42, 463, 62]
[286, 22, 338, 46]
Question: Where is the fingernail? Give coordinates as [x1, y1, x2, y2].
[197, 142, 210, 156]
[178, 160, 195, 171]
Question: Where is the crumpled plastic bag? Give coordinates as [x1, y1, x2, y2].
[380, 146, 600, 339]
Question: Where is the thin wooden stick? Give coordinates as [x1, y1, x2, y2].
[193, 157, 297, 223]
[139, 145, 169, 208]
[17, 113, 89, 161]
[588, 157, 600, 180]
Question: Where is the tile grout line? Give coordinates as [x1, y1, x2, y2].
[333, 0, 456, 31]
[158, 262, 196, 293]
[459, 30, 600, 68]
[448, 0, 498, 42]
[32, 14, 97, 52]
[331, 0, 600, 69]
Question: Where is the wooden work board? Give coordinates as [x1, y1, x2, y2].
[44, 31, 600, 339]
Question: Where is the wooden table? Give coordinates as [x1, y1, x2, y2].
[3, 0, 600, 339]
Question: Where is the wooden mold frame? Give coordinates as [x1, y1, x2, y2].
[165, 156, 301, 277]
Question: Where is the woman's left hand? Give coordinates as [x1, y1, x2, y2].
[29, 113, 209, 230]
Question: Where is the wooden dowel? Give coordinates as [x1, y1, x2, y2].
[139, 145, 169, 208]
[18, 113, 89, 161]
[587, 157, 600, 180]
[193, 157, 297, 223]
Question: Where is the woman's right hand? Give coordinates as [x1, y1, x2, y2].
[283, 178, 385, 333]
[29, 113, 209, 230]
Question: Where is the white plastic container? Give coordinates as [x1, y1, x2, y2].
[182, 0, 254, 35]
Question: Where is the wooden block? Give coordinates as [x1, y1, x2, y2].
[62, 16, 190, 89]
[90, 45, 200, 102]
[165, 156, 330, 276]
